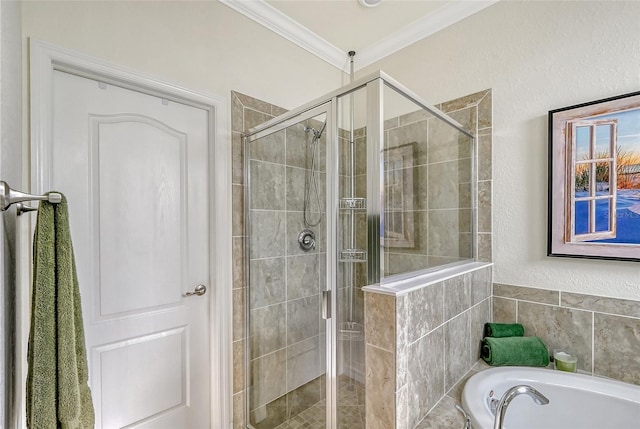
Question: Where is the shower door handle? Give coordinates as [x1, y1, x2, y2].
[322, 290, 331, 319]
[185, 284, 207, 297]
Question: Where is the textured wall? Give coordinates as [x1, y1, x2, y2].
[358, 0, 640, 300]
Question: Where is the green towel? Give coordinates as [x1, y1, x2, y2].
[481, 336, 550, 367]
[484, 322, 525, 338]
[27, 195, 95, 429]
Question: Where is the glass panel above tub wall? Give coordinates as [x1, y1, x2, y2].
[246, 110, 328, 429]
[335, 86, 367, 429]
[382, 84, 475, 278]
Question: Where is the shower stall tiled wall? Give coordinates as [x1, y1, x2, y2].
[232, 82, 492, 429]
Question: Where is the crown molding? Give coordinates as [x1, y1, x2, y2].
[220, 0, 348, 71]
[356, 0, 500, 71]
[221, 0, 499, 73]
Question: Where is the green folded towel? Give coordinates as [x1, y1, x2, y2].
[484, 322, 525, 338]
[27, 196, 95, 429]
[481, 336, 550, 367]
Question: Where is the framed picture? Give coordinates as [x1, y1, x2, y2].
[548, 90, 640, 261]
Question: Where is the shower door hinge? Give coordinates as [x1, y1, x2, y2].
[322, 290, 331, 319]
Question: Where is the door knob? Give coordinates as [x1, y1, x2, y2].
[185, 284, 207, 297]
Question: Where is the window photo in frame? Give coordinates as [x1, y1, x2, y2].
[548, 91, 640, 261]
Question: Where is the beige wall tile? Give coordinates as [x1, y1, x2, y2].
[445, 312, 471, 391]
[494, 283, 559, 305]
[470, 298, 491, 361]
[414, 395, 466, 429]
[517, 301, 592, 371]
[493, 296, 516, 323]
[594, 313, 640, 385]
[408, 327, 445, 428]
[233, 392, 245, 429]
[233, 339, 245, 394]
[366, 345, 395, 429]
[407, 281, 444, 343]
[444, 275, 471, 320]
[477, 132, 492, 182]
[365, 292, 396, 352]
[477, 90, 492, 130]
[235, 92, 273, 115]
[562, 292, 640, 319]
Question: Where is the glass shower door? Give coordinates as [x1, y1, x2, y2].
[246, 106, 331, 429]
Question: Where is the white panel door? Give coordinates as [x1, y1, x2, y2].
[51, 69, 210, 429]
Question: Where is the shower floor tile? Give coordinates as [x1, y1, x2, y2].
[273, 375, 365, 429]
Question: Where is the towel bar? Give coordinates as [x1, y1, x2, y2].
[0, 181, 62, 212]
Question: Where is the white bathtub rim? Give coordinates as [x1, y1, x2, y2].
[462, 366, 640, 429]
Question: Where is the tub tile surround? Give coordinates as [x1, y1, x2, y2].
[365, 265, 493, 429]
[493, 283, 640, 385]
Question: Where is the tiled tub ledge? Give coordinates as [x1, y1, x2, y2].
[363, 262, 493, 296]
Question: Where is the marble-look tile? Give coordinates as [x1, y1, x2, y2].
[477, 90, 492, 130]
[231, 92, 244, 133]
[285, 123, 309, 169]
[444, 275, 471, 320]
[287, 376, 323, 418]
[594, 313, 640, 385]
[233, 339, 245, 394]
[287, 336, 322, 391]
[446, 367, 478, 405]
[250, 302, 286, 358]
[250, 349, 287, 407]
[493, 297, 516, 323]
[285, 166, 307, 212]
[287, 295, 320, 345]
[407, 281, 444, 343]
[396, 384, 408, 429]
[399, 110, 431, 126]
[445, 312, 471, 391]
[272, 105, 288, 117]
[387, 121, 428, 165]
[364, 292, 396, 352]
[235, 92, 273, 114]
[408, 327, 445, 429]
[477, 132, 492, 182]
[470, 298, 491, 361]
[478, 180, 492, 233]
[396, 294, 408, 389]
[244, 108, 273, 132]
[470, 266, 492, 306]
[427, 117, 459, 164]
[286, 254, 319, 300]
[494, 283, 559, 305]
[428, 209, 460, 258]
[458, 183, 471, 211]
[232, 184, 244, 237]
[517, 301, 592, 371]
[249, 257, 285, 308]
[448, 108, 476, 156]
[355, 135, 367, 175]
[414, 395, 466, 429]
[250, 161, 285, 210]
[384, 116, 399, 130]
[562, 292, 640, 319]
[232, 131, 244, 185]
[366, 345, 395, 429]
[249, 129, 286, 164]
[477, 232, 492, 262]
[233, 288, 245, 342]
[249, 210, 286, 259]
[428, 160, 460, 210]
[250, 394, 287, 429]
[232, 237, 245, 290]
[233, 392, 245, 429]
[458, 208, 472, 235]
[458, 157, 472, 184]
[440, 89, 489, 113]
[384, 210, 428, 255]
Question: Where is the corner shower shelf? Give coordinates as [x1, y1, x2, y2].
[339, 197, 366, 210]
[339, 249, 367, 263]
[339, 322, 364, 341]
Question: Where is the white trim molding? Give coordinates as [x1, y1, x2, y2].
[220, 0, 500, 72]
[27, 39, 233, 429]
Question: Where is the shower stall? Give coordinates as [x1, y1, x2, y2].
[243, 71, 476, 429]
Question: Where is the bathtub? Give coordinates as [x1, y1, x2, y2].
[462, 367, 640, 429]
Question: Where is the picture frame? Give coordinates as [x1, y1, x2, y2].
[548, 90, 640, 261]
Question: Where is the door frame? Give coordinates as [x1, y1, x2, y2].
[18, 38, 232, 429]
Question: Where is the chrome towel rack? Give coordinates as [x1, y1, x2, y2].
[0, 181, 62, 215]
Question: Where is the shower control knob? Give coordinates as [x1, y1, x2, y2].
[298, 229, 316, 251]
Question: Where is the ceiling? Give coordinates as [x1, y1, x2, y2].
[220, 0, 499, 72]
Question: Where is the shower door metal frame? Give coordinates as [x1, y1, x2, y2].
[243, 71, 476, 429]
[244, 102, 338, 429]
